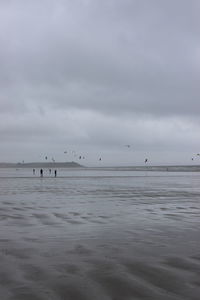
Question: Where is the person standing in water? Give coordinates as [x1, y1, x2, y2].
[40, 169, 43, 177]
[54, 170, 57, 177]
[33, 169, 35, 175]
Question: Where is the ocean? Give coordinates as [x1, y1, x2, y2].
[0, 167, 200, 299]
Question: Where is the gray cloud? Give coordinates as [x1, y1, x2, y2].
[0, 0, 199, 164]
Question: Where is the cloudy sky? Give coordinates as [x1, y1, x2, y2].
[0, 0, 199, 166]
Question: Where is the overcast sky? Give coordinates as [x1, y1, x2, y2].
[0, 0, 200, 166]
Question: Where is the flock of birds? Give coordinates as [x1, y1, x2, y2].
[41, 145, 148, 164]
[43, 149, 199, 164]
[21, 145, 200, 165]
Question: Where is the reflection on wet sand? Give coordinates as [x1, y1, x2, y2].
[0, 168, 200, 299]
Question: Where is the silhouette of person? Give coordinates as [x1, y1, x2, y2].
[54, 170, 57, 177]
[33, 169, 35, 175]
[40, 169, 43, 177]
[49, 169, 51, 175]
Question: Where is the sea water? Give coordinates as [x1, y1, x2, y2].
[0, 167, 200, 299]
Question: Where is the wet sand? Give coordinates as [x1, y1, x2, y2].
[0, 168, 200, 299]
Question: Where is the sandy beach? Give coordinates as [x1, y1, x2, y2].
[0, 167, 200, 299]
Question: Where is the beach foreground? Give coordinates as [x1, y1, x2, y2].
[0, 168, 200, 300]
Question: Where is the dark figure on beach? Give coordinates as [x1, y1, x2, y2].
[40, 169, 43, 177]
[49, 169, 51, 175]
[33, 169, 35, 175]
[54, 170, 57, 177]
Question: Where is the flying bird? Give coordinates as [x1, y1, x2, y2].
[124, 145, 131, 148]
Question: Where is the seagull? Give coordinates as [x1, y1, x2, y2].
[145, 158, 148, 163]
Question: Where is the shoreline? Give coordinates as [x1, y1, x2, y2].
[0, 161, 83, 168]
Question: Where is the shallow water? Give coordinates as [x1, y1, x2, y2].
[0, 168, 200, 299]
